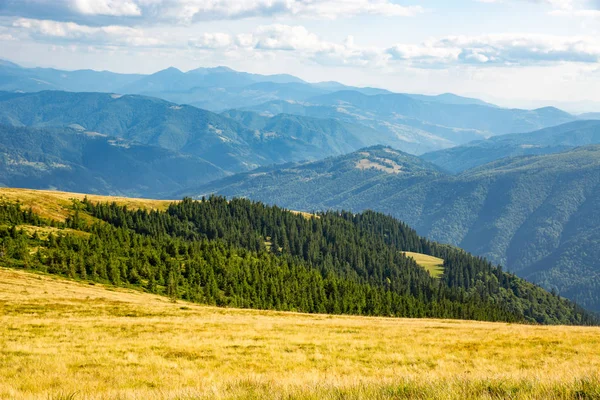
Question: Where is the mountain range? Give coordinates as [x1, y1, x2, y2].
[184, 144, 600, 312]
[240, 93, 577, 154]
[422, 120, 600, 173]
[0, 125, 224, 197]
[0, 90, 388, 174]
[2, 59, 600, 315]
[0, 59, 581, 155]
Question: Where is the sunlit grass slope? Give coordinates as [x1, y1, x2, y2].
[0, 187, 174, 222]
[1, 268, 600, 399]
[403, 251, 445, 278]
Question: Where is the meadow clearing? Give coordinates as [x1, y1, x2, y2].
[402, 252, 445, 278]
[1, 267, 600, 399]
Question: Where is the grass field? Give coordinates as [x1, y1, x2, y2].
[2, 268, 600, 399]
[403, 252, 445, 278]
[0, 188, 314, 222]
[0, 188, 175, 222]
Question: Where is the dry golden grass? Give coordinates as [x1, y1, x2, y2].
[0, 188, 316, 222]
[1, 268, 600, 399]
[403, 251, 445, 278]
[0, 188, 175, 222]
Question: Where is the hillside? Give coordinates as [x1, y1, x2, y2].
[187, 145, 600, 312]
[0, 125, 225, 197]
[0, 187, 593, 325]
[2, 268, 600, 399]
[0, 91, 384, 174]
[241, 94, 576, 155]
[422, 120, 600, 173]
[306, 91, 575, 137]
[242, 99, 490, 154]
[0, 188, 174, 221]
[182, 146, 446, 209]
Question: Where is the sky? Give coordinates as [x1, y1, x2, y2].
[1, 0, 600, 111]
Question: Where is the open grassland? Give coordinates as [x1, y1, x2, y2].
[403, 251, 445, 278]
[1, 268, 600, 399]
[0, 188, 175, 222]
[0, 188, 314, 222]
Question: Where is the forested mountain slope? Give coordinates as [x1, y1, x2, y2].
[241, 93, 577, 154]
[0, 189, 594, 325]
[186, 145, 600, 312]
[0, 91, 382, 173]
[0, 125, 225, 197]
[306, 91, 575, 136]
[423, 120, 600, 173]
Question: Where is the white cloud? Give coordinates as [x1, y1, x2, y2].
[430, 34, 600, 65]
[483, 0, 600, 17]
[189, 32, 232, 49]
[12, 18, 164, 46]
[73, 0, 142, 16]
[10, 18, 600, 69]
[142, 0, 423, 21]
[0, 0, 423, 23]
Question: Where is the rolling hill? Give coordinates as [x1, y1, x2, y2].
[4, 59, 582, 156]
[240, 99, 488, 154]
[422, 120, 600, 173]
[0, 125, 225, 197]
[0, 60, 142, 93]
[241, 92, 578, 155]
[0, 187, 594, 326]
[305, 91, 576, 137]
[185, 145, 600, 312]
[0, 91, 388, 174]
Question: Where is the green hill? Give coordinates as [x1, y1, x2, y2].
[0, 188, 594, 325]
[185, 145, 600, 312]
[306, 91, 575, 137]
[422, 120, 600, 173]
[0, 91, 384, 174]
[0, 125, 225, 197]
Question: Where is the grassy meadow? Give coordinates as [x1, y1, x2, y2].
[0, 188, 175, 222]
[1, 268, 600, 399]
[403, 251, 445, 278]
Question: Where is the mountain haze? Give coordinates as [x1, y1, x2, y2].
[422, 120, 600, 173]
[0, 91, 384, 173]
[0, 125, 225, 197]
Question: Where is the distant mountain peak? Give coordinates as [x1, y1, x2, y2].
[155, 66, 183, 74]
[533, 106, 570, 114]
[0, 59, 21, 69]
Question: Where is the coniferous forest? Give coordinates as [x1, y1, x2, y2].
[0, 196, 595, 325]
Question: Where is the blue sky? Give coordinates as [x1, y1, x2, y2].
[1, 0, 600, 110]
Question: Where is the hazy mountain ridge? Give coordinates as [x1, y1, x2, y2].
[0, 125, 225, 197]
[422, 120, 600, 173]
[3, 59, 583, 156]
[305, 91, 576, 137]
[0, 90, 397, 174]
[0, 60, 396, 112]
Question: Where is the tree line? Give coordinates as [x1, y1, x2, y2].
[0, 197, 595, 325]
